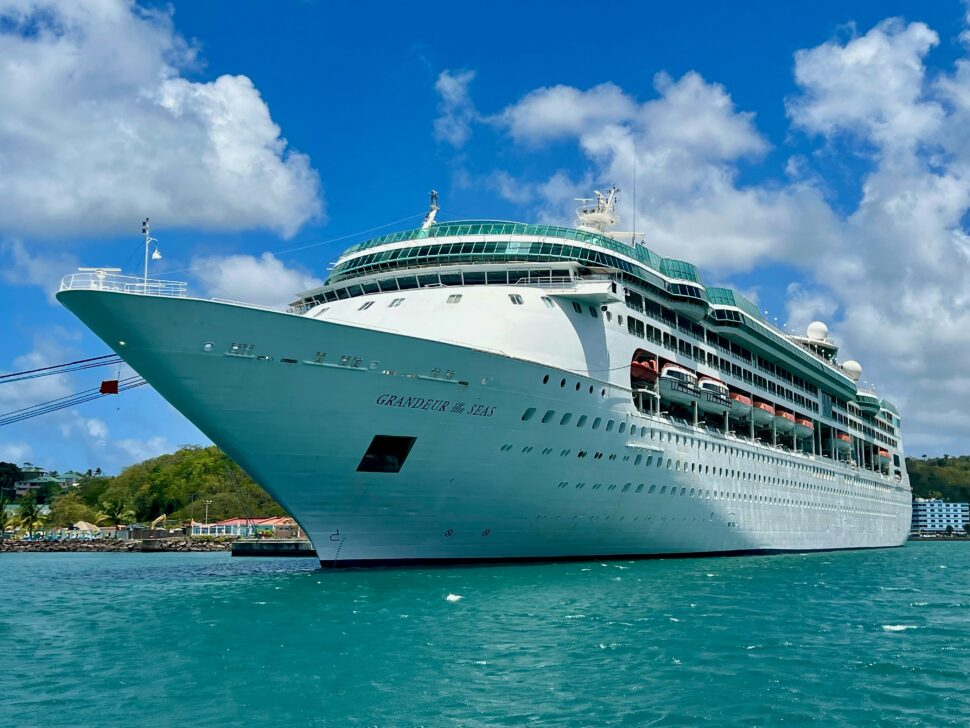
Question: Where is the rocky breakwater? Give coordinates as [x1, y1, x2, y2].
[1, 538, 231, 553]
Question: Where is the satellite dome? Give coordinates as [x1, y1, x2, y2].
[842, 360, 862, 381]
[806, 321, 829, 341]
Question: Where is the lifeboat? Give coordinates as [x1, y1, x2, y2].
[774, 408, 796, 434]
[877, 448, 891, 466]
[751, 399, 775, 426]
[697, 377, 731, 415]
[794, 416, 814, 439]
[630, 359, 659, 385]
[658, 364, 700, 406]
[836, 432, 852, 452]
[729, 391, 752, 418]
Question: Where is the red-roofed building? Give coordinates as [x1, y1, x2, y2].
[191, 517, 302, 539]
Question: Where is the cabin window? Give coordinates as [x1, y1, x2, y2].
[357, 301, 374, 311]
[508, 294, 524, 305]
[572, 302, 582, 314]
[388, 298, 405, 308]
[588, 306, 598, 318]
[447, 294, 462, 304]
[541, 296, 555, 309]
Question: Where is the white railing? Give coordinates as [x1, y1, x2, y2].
[60, 271, 187, 298]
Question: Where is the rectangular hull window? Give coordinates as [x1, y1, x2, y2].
[357, 435, 417, 473]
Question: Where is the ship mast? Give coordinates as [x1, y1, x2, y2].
[420, 190, 440, 230]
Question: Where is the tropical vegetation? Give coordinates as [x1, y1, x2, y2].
[907, 455, 970, 503]
[0, 446, 286, 533]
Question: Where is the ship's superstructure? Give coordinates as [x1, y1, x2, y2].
[57, 190, 911, 565]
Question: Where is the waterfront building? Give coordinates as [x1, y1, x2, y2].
[911, 498, 970, 533]
[191, 517, 301, 538]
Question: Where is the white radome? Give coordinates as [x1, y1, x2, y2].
[842, 360, 863, 381]
[806, 321, 829, 341]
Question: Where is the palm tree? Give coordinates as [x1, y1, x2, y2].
[99, 500, 134, 527]
[0, 496, 11, 544]
[17, 498, 43, 539]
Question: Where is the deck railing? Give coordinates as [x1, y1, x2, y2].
[60, 271, 187, 298]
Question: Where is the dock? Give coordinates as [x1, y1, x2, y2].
[231, 539, 317, 557]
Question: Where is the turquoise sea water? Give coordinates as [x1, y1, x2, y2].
[1, 542, 968, 726]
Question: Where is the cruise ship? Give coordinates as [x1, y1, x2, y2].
[57, 190, 912, 566]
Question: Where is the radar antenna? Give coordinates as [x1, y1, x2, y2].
[575, 186, 618, 233]
[420, 190, 440, 230]
[141, 217, 159, 290]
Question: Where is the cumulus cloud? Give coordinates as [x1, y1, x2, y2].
[788, 19, 942, 151]
[434, 70, 478, 148]
[190, 252, 323, 308]
[497, 82, 636, 144]
[0, 240, 79, 301]
[116, 435, 170, 463]
[0, 0, 322, 238]
[784, 16, 970, 454]
[0, 441, 32, 463]
[493, 71, 839, 271]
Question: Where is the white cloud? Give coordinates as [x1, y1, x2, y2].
[0, 239, 78, 302]
[788, 19, 942, 152]
[0, 0, 322, 238]
[495, 71, 839, 272]
[190, 252, 323, 308]
[0, 441, 32, 463]
[115, 435, 170, 463]
[434, 69, 478, 148]
[497, 81, 636, 144]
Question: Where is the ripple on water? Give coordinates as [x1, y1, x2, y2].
[1, 544, 969, 725]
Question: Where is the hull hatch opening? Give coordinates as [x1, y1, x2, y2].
[357, 435, 417, 473]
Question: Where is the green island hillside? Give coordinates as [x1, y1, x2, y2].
[2, 446, 286, 528]
[907, 456, 970, 503]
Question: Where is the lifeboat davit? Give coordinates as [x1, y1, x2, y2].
[658, 364, 700, 406]
[877, 448, 891, 466]
[836, 432, 852, 452]
[794, 416, 814, 439]
[729, 391, 752, 418]
[774, 408, 796, 434]
[697, 377, 731, 415]
[751, 399, 775, 426]
[630, 359, 659, 385]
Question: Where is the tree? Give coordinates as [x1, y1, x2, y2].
[17, 496, 43, 538]
[99, 499, 134, 527]
[964, 522, 970, 536]
[0, 462, 22, 500]
[945, 524, 954, 536]
[48, 492, 99, 528]
[0, 495, 11, 544]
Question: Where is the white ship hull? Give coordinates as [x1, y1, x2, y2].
[58, 286, 912, 566]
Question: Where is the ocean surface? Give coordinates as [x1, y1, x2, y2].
[1, 542, 968, 726]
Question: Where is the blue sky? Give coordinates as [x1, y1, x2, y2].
[2, 0, 969, 471]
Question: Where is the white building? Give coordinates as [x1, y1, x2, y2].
[911, 498, 970, 533]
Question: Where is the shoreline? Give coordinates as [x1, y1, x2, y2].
[0, 538, 231, 553]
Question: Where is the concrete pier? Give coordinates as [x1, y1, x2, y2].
[231, 539, 317, 557]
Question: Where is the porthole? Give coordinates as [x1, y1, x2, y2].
[588, 385, 594, 394]
[202, 342, 214, 352]
[521, 408, 536, 421]
[542, 374, 549, 384]
[560, 379, 566, 388]
[560, 413, 572, 425]
[577, 415, 588, 427]
[541, 410, 556, 423]
[575, 382, 581, 391]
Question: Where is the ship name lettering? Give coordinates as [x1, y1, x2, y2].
[375, 393, 494, 417]
[376, 393, 450, 412]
